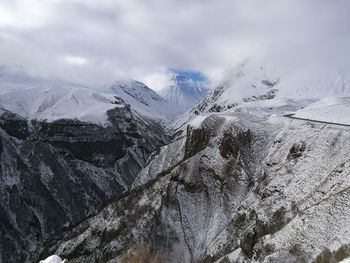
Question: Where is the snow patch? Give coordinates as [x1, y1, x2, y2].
[39, 255, 66, 263]
[189, 115, 208, 129]
[339, 257, 350, 263]
[293, 97, 350, 125]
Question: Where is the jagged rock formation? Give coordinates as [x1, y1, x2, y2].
[47, 111, 350, 262]
[0, 105, 169, 263]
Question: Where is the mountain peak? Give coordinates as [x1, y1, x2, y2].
[159, 71, 209, 113]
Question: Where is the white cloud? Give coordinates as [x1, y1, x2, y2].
[0, 0, 349, 88]
[0, 0, 55, 28]
[63, 56, 88, 66]
[140, 71, 173, 92]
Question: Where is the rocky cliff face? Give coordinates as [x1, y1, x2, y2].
[0, 106, 169, 263]
[47, 111, 350, 263]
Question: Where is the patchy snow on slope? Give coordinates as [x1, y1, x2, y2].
[189, 115, 208, 129]
[49, 108, 350, 262]
[293, 97, 350, 125]
[189, 113, 237, 129]
[39, 255, 65, 263]
[132, 138, 186, 187]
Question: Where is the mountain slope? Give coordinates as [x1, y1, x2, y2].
[48, 111, 350, 263]
[173, 61, 350, 131]
[43, 62, 350, 263]
[4, 62, 350, 263]
[0, 68, 176, 263]
[293, 96, 350, 125]
[0, 106, 170, 263]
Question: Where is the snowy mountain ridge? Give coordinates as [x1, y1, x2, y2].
[173, 60, 350, 131]
[204, 62, 350, 110]
[0, 68, 180, 125]
[0, 67, 174, 263]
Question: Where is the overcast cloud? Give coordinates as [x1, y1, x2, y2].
[0, 0, 349, 90]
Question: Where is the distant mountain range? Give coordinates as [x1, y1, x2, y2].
[0, 66, 182, 125]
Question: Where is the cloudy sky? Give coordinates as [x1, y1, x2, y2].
[0, 0, 349, 90]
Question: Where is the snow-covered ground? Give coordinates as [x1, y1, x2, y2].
[340, 257, 350, 263]
[293, 97, 350, 125]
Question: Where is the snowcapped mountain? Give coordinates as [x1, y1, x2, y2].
[44, 60, 350, 262]
[158, 74, 208, 113]
[0, 67, 175, 262]
[0, 86, 121, 125]
[173, 61, 350, 131]
[198, 61, 350, 112]
[4, 62, 350, 263]
[101, 80, 182, 120]
[0, 67, 180, 125]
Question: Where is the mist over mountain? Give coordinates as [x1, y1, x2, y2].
[1, 1, 350, 263]
[158, 72, 209, 113]
[2, 58, 350, 262]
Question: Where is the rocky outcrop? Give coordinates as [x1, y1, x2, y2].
[45, 113, 266, 262]
[0, 109, 29, 140]
[0, 106, 169, 263]
[48, 113, 350, 263]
